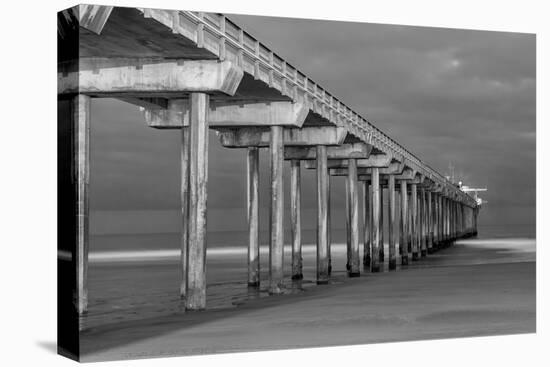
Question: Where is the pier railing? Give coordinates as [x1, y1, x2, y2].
[138, 8, 476, 207]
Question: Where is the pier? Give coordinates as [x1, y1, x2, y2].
[58, 4, 480, 324]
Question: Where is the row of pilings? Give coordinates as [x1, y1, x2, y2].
[61, 92, 479, 316]
[172, 94, 480, 310]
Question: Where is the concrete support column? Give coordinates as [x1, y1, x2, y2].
[464, 204, 467, 237]
[290, 159, 303, 280]
[445, 198, 449, 242]
[362, 181, 371, 268]
[246, 147, 260, 286]
[380, 186, 385, 262]
[316, 145, 330, 284]
[180, 124, 190, 298]
[348, 159, 360, 276]
[345, 180, 351, 271]
[442, 197, 447, 243]
[408, 189, 413, 253]
[432, 192, 439, 251]
[420, 188, 428, 257]
[411, 183, 419, 260]
[439, 195, 446, 245]
[371, 168, 381, 272]
[388, 175, 396, 270]
[459, 202, 462, 237]
[439, 194, 443, 245]
[452, 201, 456, 240]
[474, 206, 479, 235]
[450, 201, 454, 240]
[74, 95, 90, 315]
[399, 180, 408, 265]
[427, 190, 433, 253]
[269, 125, 284, 294]
[328, 176, 332, 275]
[186, 92, 210, 310]
[447, 198, 451, 242]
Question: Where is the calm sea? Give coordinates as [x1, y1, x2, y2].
[90, 223, 534, 253]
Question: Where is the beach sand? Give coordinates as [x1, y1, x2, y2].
[79, 238, 536, 361]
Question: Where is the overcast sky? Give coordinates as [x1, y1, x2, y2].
[89, 13, 535, 238]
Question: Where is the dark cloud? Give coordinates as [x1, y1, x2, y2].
[90, 14, 535, 236]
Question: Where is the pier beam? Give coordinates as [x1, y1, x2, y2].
[399, 180, 408, 265]
[186, 92, 210, 310]
[316, 145, 330, 284]
[388, 174, 396, 270]
[411, 183, 419, 261]
[347, 159, 360, 277]
[269, 125, 285, 294]
[371, 168, 381, 272]
[247, 147, 260, 286]
[290, 159, 303, 280]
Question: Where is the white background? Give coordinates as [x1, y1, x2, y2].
[0, 0, 546, 365]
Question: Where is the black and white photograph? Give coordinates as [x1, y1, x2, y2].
[1, 1, 546, 366]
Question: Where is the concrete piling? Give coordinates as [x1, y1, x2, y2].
[269, 125, 285, 294]
[180, 122, 190, 299]
[371, 168, 381, 272]
[74, 95, 90, 315]
[348, 159, 360, 277]
[290, 159, 303, 280]
[363, 181, 371, 268]
[186, 92, 210, 310]
[316, 145, 330, 284]
[399, 180, 408, 265]
[247, 147, 260, 286]
[388, 175, 396, 270]
[411, 183, 419, 261]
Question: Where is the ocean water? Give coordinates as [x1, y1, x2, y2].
[81, 224, 535, 331]
[89, 223, 534, 255]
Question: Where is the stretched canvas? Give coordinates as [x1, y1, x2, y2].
[57, 4, 536, 362]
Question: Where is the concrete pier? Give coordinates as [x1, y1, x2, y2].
[74, 95, 90, 315]
[180, 122, 189, 299]
[420, 187, 427, 257]
[348, 159, 360, 277]
[411, 183, 419, 261]
[269, 126, 285, 294]
[247, 147, 260, 286]
[399, 180, 408, 265]
[371, 168, 381, 272]
[316, 145, 330, 284]
[328, 176, 332, 275]
[428, 190, 433, 252]
[380, 186, 385, 262]
[290, 159, 303, 280]
[388, 175, 396, 269]
[57, 6, 482, 329]
[186, 92, 210, 310]
[363, 181, 371, 268]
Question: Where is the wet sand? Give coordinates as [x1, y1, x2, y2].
[80, 238, 535, 362]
